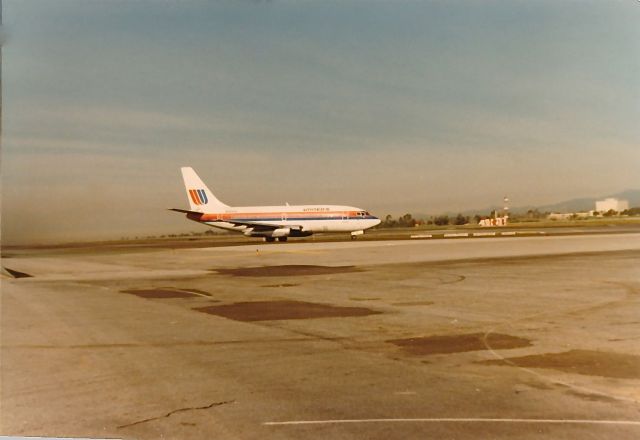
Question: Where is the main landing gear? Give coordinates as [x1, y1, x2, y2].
[264, 237, 288, 242]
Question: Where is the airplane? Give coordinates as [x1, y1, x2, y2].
[170, 167, 381, 242]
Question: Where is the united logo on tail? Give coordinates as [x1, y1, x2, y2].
[188, 189, 208, 205]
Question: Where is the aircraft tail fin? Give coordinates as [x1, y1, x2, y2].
[181, 167, 229, 212]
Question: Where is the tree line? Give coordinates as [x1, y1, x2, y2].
[377, 206, 640, 229]
[380, 213, 472, 228]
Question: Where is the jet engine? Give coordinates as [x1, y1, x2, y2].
[271, 228, 291, 237]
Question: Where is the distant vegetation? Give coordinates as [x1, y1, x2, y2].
[376, 206, 640, 229]
[620, 207, 640, 216]
[380, 214, 421, 228]
[379, 213, 471, 227]
[120, 229, 224, 241]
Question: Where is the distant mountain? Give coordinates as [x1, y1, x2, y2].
[438, 189, 640, 218]
[534, 189, 640, 213]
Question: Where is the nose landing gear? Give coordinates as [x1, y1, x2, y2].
[350, 230, 364, 240]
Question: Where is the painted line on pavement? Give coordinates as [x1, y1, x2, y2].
[263, 418, 640, 427]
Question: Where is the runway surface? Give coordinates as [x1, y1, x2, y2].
[2, 233, 640, 439]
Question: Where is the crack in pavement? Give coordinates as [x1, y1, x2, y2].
[117, 400, 235, 429]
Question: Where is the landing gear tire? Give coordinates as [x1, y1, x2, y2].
[277, 237, 288, 242]
[264, 237, 276, 242]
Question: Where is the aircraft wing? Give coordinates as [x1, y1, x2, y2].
[169, 209, 303, 231]
[219, 219, 304, 232]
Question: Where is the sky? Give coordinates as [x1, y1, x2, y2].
[2, 0, 639, 244]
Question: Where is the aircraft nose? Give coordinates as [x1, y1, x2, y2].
[372, 217, 381, 227]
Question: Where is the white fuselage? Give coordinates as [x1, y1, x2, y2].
[190, 204, 380, 236]
[175, 167, 380, 240]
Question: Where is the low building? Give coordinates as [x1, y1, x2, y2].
[548, 213, 573, 221]
[596, 198, 629, 213]
[547, 211, 594, 220]
[575, 211, 595, 218]
[478, 216, 508, 227]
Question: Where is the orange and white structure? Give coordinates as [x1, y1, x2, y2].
[171, 167, 381, 242]
[478, 196, 509, 227]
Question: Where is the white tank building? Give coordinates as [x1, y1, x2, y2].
[595, 198, 629, 213]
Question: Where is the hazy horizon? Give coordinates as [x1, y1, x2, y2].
[2, 1, 639, 245]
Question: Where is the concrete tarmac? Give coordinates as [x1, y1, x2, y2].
[2, 233, 640, 439]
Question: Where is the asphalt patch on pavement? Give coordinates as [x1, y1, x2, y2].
[482, 349, 640, 379]
[388, 333, 531, 355]
[194, 300, 380, 321]
[121, 289, 199, 299]
[213, 265, 361, 277]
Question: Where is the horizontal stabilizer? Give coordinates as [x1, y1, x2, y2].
[168, 208, 202, 215]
